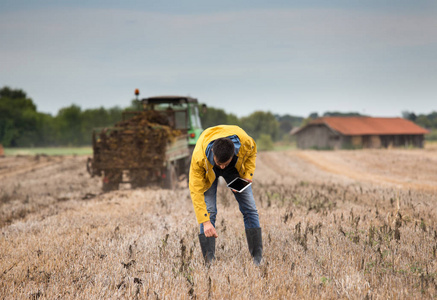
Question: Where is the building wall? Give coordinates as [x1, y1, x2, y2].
[361, 135, 382, 148]
[343, 135, 424, 149]
[380, 135, 425, 148]
[296, 125, 342, 149]
[296, 126, 425, 149]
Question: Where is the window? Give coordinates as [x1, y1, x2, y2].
[190, 106, 201, 128]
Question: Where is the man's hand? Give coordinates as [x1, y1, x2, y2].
[203, 221, 218, 238]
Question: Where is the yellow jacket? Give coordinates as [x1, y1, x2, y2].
[189, 125, 257, 224]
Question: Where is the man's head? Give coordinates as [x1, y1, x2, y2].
[212, 138, 234, 169]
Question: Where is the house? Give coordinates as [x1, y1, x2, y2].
[293, 117, 429, 149]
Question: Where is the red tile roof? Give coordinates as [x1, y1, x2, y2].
[308, 117, 429, 136]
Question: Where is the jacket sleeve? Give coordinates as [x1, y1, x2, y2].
[189, 158, 210, 224]
[243, 137, 257, 180]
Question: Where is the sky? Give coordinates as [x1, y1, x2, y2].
[1, 0, 436, 118]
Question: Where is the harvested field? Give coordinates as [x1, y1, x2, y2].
[1, 149, 436, 299]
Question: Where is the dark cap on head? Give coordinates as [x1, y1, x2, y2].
[212, 138, 234, 163]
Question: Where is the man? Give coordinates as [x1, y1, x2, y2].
[189, 125, 263, 265]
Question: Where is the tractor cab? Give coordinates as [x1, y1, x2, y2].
[140, 95, 204, 147]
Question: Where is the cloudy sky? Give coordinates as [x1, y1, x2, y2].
[1, 0, 436, 117]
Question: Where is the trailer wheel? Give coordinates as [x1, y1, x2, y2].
[102, 170, 121, 192]
[163, 163, 177, 190]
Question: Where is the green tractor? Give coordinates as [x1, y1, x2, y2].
[140, 95, 205, 154]
[87, 93, 205, 191]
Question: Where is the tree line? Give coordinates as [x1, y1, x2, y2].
[0, 87, 303, 149]
[0, 87, 123, 147]
[1, 86, 436, 148]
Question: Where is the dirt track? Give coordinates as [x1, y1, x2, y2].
[293, 149, 437, 192]
[0, 155, 102, 227]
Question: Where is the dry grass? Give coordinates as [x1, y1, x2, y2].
[1, 150, 436, 299]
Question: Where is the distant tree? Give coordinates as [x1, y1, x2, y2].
[55, 105, 83, 146]
[279, 119, 293, 133]
[0, 87, 39, 146]
[323, 111, 364, 117]
[240, 111, 279, 141]
[257, 134, 274, 151]
[108, 106, 123, 124]
[275, 114, 304, 139]
[125, 99, 142, 111]
[35, 113, 58, 146]
[428, 111, 437, 121]
[81, 106, 122, 144]
[200, 106, 231, 128]
[429, 112, 437, 128]
[226, 113, 240, 126]
[0, 86, 27, 100]
[415, 115, 432, 129]
[402, 111, 417, 122]
[403, 111, 437, 129]
[275, 114, 304, 128]
[425, 129, 437, 141]
[416, 112, 437, 129]
[301, 112, 320, 127]
[8, 84, 437, 147]
[308, 112, 319, 119]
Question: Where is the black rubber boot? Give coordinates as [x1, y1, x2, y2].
[198, 233, 216, 264]
[245, 227, 263, 266]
